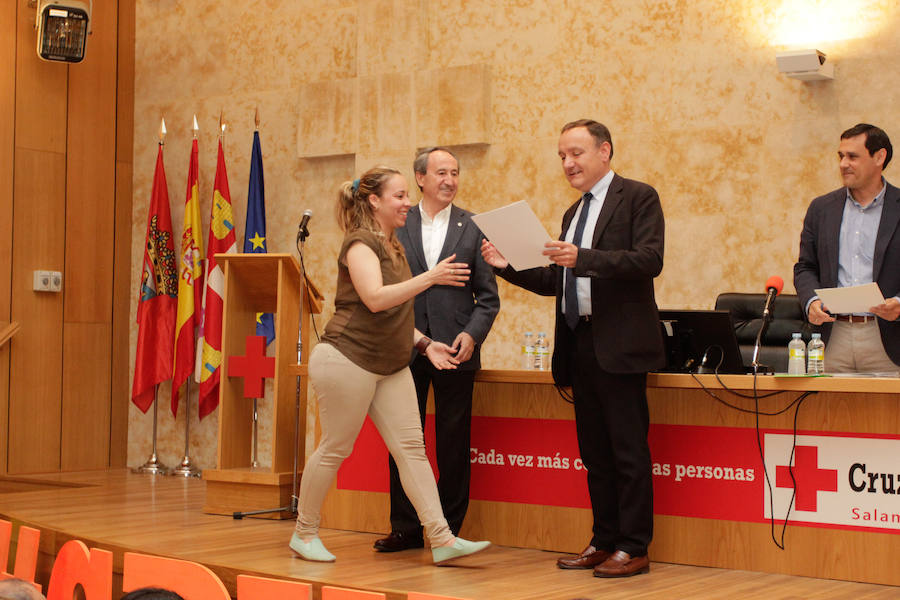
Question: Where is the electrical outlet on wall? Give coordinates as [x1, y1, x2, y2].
[33, 270, 63, 292]
[49, 271, 62, 291]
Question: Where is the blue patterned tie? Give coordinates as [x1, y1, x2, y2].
[565, 193, 593, 330]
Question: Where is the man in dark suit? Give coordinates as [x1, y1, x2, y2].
[794, 123, 900, 372]
[373, 147, 500, 552]
[482, 119, 665, 578]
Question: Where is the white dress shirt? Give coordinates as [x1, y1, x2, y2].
[563, 170, 615, 317]
[420, 203, 452, 269]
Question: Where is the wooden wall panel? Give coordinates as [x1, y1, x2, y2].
[116, 0, 134, 162]
[9, 150, 66, 474]
[111, 160, 132, 466]
[10, 0, 67, 475]
[14, 2, 67, 153]
[61, 0, 119, 470]
[110, 0, 136, 467]
[61, 323, 112, 470]
[4, 0, 130, 474]
[64, 0, 117, 322]
[0, 0, 18, 475]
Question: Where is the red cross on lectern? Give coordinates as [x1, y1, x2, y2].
[227, 335, 275, 399]
[775, 445, 838, 512]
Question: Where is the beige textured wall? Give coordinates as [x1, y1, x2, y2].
[129, 0, 900, 468]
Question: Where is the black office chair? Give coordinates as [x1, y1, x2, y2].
[714, 293, 811, 372]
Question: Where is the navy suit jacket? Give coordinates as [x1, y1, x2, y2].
[397, 204, 500, 371]
[498, 173, 666, 385]
[793, 181, 900, 364]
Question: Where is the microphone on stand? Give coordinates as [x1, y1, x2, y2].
[297, 209, 313, 243]
[751, 275, 784, 373]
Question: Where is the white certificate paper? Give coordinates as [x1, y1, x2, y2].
[471, 201, 554, 271]
[814, 282, 885, 314]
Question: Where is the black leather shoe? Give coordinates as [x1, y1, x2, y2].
[373, 531, 425, 552]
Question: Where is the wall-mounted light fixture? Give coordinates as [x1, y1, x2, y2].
[34, 0, 91, 63]
[776, 49, 834, 81]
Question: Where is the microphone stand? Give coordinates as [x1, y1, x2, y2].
[750, 291, 776, 374]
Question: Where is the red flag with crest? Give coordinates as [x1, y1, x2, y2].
[132, 145, 178, 412]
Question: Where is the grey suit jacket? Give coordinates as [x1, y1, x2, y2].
[397, 204, 500, 371]
[794, 181, 900, 364]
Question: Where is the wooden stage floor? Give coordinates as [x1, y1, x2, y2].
[0, 469, 897, 600]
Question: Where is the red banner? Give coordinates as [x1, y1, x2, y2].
[337, 418, 900, 534]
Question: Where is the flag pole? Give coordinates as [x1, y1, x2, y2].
[133, 385, 170, 475]
[133, 119, 171, 476]
[170, 379, 201, 477]
[250, 106, 261, 470]
[171, 114, 202, 478]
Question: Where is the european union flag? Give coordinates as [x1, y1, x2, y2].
[244, 130, 275, 345]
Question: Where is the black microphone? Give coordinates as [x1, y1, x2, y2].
[751, 275, 784, 372]
[761, 275, 783, 324]
[297, 209, 313, 243]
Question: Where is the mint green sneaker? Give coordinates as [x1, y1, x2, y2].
[432, 538, 491, 566]
[289, 533, 336, 562]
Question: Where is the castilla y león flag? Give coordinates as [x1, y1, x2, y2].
[195, 139, 236, 419]
[171, 137, 204, 417]
[132, 145, 178, 413]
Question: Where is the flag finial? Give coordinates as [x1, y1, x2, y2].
[159, 117, 167, 145]
[192, 114, 199, 139]
[254, 107, 260, 130]
[219, 109, 226, 138]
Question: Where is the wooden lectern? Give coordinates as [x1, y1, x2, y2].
[203, 253, 322, 519]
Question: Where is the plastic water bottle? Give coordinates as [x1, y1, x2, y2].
[533, 332, 550, 371]
[521, 332, 534, 369]
[787, 333, 806, 375]
[807, 333, 825, 374]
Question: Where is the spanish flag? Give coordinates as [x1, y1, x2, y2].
[171, 137, 204, 416]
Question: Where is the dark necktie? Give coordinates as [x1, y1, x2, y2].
[564, 192, 593, 330]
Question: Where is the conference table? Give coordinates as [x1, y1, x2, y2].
[320, 370, 900, 586]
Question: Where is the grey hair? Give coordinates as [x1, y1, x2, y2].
[413, 146, 460, 177]
[0, 578, 46, 600]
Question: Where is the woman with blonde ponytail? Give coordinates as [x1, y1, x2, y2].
[289, 166, 491, 565]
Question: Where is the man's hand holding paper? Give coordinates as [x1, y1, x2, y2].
[471, 201, 554, 271]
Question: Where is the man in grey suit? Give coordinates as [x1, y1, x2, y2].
[794, 123, 900, 372]
[374, 147, 500, 552]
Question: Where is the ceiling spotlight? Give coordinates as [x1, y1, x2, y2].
[35, 0, 91, 63]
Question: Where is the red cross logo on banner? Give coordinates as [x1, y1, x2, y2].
[775, 445, 838, 511]
[227, 335, 275, 399]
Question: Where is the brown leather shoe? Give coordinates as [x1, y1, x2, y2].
[593, 550, 650, 577]
[556, 545, 613, 569]
[373, 531, 425, 553]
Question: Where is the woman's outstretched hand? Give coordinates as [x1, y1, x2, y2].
[429, 254, 470, 287]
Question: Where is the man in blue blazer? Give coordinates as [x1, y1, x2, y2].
[794, 123, 900, 372]
[482, 120, 665, 578]
[374, 147, 500, 552]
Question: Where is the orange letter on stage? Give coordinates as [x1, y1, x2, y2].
[236, 574, 311, 599]
[123, 553, 230, 600]
[46, 540, 112, 600]
[322, 586, 386, 600]
[0, 520, 42, 592]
